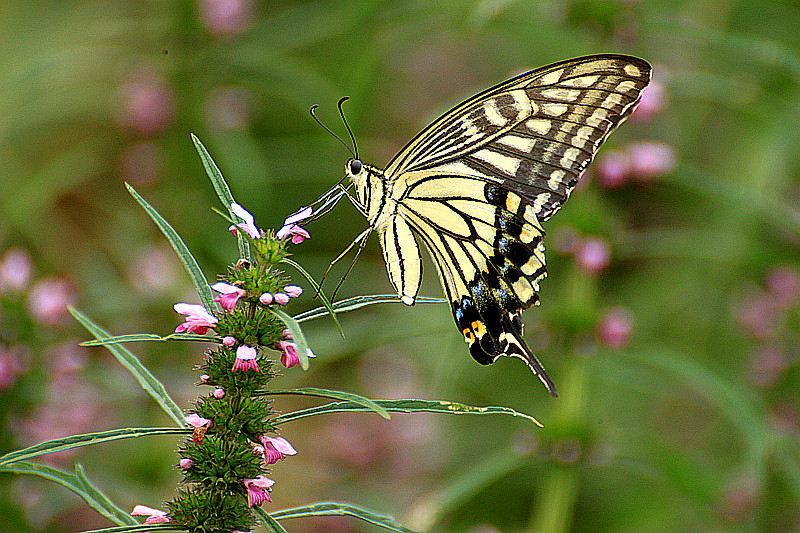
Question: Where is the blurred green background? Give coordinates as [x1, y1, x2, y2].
[2, 0, 800, 531]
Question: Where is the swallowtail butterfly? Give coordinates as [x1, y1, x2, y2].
[341, 55, 651, 396]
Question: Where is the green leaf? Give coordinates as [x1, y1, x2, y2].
[253, 507, 289, 533]
[293, 294, 447, 323]
[271, 502, 420, 533]
[70, 307, 185, 427]
[280, 257, 344, 337]
[125, 182, 219, 313]
[260, 387, 390, 420]
[191, 133, 250, 262]
[274, 398, 541, 426]
[0, 428, 189, 467]
[81, 332, 216, 346]
[267, 306, 311, 370]
[0, 462, 137, 526]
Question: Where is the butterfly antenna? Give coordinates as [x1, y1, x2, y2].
[337, 96, 359, 160]
[310, 104, 355, 158]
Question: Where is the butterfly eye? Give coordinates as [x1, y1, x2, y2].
[349, 159, 363, 175]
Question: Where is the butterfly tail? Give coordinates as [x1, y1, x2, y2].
[502, 313, 558, 397]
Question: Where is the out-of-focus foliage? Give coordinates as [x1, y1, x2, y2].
[1, 0, 800, 531]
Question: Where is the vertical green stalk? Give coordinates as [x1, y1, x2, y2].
[529, 266, 595, 533]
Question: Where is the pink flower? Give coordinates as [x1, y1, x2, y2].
[185, 413, 211, 428]
[222, 336, 237, 347]
[279, 224, 310, 244]
[595, 150, 632, 189]
[233, 345, 260, 372]
[632, 80, 667, 122]
[278, 341, 315, 368]
[259, 292, 273, 305]
[200, 0, 254, 37]
[259, 435, 297, 465]
[179, 458, 193, 469]
[283, 285, 302, 298]
[230, 203, 261, 239]
[212, 281, 246, 311]
[273, 292, 290, 305]
[185, 413, 212, 443]
[174, 303, 218, 334]
[258, 435, 297, 465]
[132, 505, 169, 524]
[278, 341, 300, 368]
[213, 388, 225, 399]
[277, 206, 313, 244]
[243, 476, 274, 507]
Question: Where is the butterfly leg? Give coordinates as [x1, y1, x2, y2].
[316, 226, 372, 299]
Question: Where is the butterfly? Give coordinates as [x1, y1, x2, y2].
[312, 55, 651, 397]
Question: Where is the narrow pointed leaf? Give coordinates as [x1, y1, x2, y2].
[191, 133, 250, 261]
[294, 295, 447, 323]
[253, 507, 290, 533]
[0, 462, 137, 525]
[280, 257, 343, 337]
[260, 387, 390, 419]
[125, 182, 219, 313]
[274, 399, 541, 426]
[267, 307, 311, 370]
[70, 307, 185, 426]
[81, 333, 216, 346]
[0, 428, 189, 467]
[271, 502, 420, 532]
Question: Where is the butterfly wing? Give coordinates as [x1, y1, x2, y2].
[378, 55, 650, 394]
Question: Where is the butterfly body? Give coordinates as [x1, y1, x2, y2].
[343, 55, 651, 396]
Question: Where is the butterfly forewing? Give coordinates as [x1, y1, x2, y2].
[350, 54, 651, 395]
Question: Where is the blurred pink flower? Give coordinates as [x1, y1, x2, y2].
[212, 281, 246, 311]
[243, 476, 274, 507]
[748, 346, 787, 388]
[179, 458, 193, 469]
[628, 142, 676, 180]
[0, 247, 32, 292]
[119, 67, 174, 135]
[595, 150, 632, 189]
[174, 303, 218, 334]
[129, 245, 181, 294]
[230, 203, 261, 239]
[132, 505, 170, 524]
[233, 345, 259, 372]
[27, 277, 75, 325]
[200, 0, 254, 36]
[0, 345, 30, 390]
[259, 435, 297, 465]
[765, 266, 800, 309]
[575, 238, 611, 274]
[632, 80, 667, 122]
[204, 87, 253, 130]
[734, 292, 780, 339]
[213, 388, 226, 399]
[222, 335, 237, 347]
[597, 308, 634, 348]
